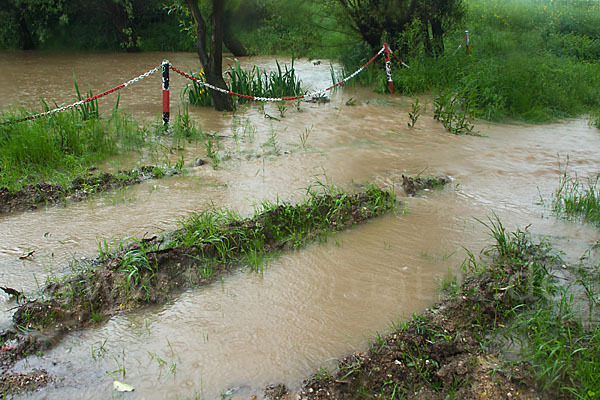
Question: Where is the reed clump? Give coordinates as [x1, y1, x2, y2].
[185, 59, 303, 107]
[552, 162, 600, 228]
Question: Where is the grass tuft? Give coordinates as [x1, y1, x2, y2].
[552, 161, 600, 227]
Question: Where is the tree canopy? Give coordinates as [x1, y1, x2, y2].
[337, 0, 465, 55]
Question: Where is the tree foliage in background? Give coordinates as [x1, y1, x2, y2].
[166, 0, 250, 56]
[2, 0, 66, 49]
[337, 0, 465, 56]
[0, 0, 191, 51]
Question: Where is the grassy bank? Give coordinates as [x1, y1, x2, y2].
[0, 109, 146, 192]
[295, 219, 600, 399]
[337, 0, 600, 123]
[0, 104, 205, 193]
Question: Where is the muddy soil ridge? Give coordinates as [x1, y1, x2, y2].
[12, 186, 397, 332]
[1, 178, 448, 396]
[0, 165, 183, 214]
[287, 229, 559, 400]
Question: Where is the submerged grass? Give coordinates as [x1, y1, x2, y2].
[12, 184, 398, 331]
[552, 161, 600, 227]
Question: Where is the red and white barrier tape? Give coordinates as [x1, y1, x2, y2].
[170, 47, 385, 103]
[2, 66, 160, 124]
[453, 30, 470, 55]
[389, 49, 410, 69]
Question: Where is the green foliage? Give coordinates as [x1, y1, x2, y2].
[171, 183, 396, 270]
[182, 71, 214, 107]
[0, 108, 146, 191]
[338, 0, 465, 53]
[335, 0, 600, 123]
[171, 108, 206, 144]
[119, 248, 154, 297]
[73, 75, 99, 120]
[238, 0, 355, 58]
[0, 0, 192, 51]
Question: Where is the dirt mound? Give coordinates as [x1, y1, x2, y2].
[401, 175, 449, 196]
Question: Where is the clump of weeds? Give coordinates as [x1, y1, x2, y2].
[433, 90, 477, 135]
[408, 98, 421, 128]
[299, 125, 312, 150]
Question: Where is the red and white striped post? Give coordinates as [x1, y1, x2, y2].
[465, 30, 471, 53]
[383, 43, 394, 94]
[162, 60, 170, 126]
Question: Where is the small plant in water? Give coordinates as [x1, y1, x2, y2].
[73, 74, 99, 120]
[277, 102, 288, 118]
[408, 98, 421, 128]
[205, 139, 221, 169]
[299, 125, 312, 150]
[434, 90, 476, 135]
[552, 158, 600, 227]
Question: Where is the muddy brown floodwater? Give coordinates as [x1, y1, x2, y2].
[1, 52, 599, 399]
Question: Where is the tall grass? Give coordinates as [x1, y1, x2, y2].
[182, 71, 213, 107]
[0, 107, 147, 191]
[225, 59, 303, 103]
[184, 59, 304, 107]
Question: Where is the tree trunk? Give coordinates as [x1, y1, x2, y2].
[186, 0, 234, 111]
[430, 18, 445, 56]
[15, 7, 34, 50]
[224, 24, 249, 56]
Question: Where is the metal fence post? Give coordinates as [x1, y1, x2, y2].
[383, 43, 394, 94]
[162, 60, 170, 127]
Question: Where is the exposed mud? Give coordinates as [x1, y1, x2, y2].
[0, 165, 181, 214]
[0, 328, 50, 397]
[0, 369, 51, 397]
[401, 175, 449, 196]
[291, 235, 560, 400]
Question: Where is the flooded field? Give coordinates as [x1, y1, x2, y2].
[1, 52, 599, 399]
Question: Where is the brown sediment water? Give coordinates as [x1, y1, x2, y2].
[1, 52, 599, 399]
